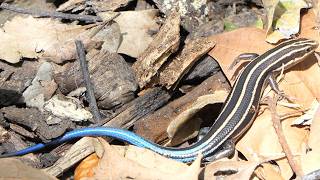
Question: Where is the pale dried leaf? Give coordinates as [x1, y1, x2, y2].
[91, 22, 121, 53]
[133, 11, 180, 88]
[0, 16, 88, 63]
[107, 9, 160, 58]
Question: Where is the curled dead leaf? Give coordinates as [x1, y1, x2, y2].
[166, 91, 228, 146]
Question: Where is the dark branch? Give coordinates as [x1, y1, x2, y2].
[75, 40, 102, 122]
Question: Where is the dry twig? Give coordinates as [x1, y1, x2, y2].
[267, 94, 303, 177]
[75, 40, 102, 122]
[0, 2, 102, 22]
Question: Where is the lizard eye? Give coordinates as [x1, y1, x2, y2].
[305, 47, 312, 52]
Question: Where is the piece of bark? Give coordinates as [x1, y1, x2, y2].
[57, 0, 134, 13]
[44, 88, 170, 176]
[132, 10, 180, 88]
[1, 131, 40, 168]
[182, 55, 220, 83]
[1, 107, 71, 141]
[0, 125, 9, 143]
[0, 60, 40, 106]
[104, 87, 171, 128]
[157, 37, 216, 89]
[187, 19, 224, 41]
[9, 123, 36, 139]
[86, 0, 134, 12]
[134, 72, 230, 143]
[54, 49, 138, 109]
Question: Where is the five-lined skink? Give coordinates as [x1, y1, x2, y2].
[0, 38, 318, 162]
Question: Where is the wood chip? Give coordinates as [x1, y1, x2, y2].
[158, 37, 216, 89]
[133, 10, 180, 88]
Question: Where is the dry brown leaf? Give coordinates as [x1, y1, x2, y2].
[207, 10, 320, 179]
[158, 36, 216, 89]
[208, 27, 273, 81]
[0, 16, 90, 64]
[166, 91, 228, 146]
[0, 158, 57, 180]
[133, 11, 180, 88]
[87, 138, 200, 180]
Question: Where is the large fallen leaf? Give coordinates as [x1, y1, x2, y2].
[0, 16, 89, 63]
[263, 0, 310, 43]
[208, 27, 273, 81]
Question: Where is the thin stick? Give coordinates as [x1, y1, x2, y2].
[0, 2, 102, 22]
[268, 94, 303, 177]
[75, 40, 102, 122]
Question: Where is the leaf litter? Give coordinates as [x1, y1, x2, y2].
[0, 0, 320, 180]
